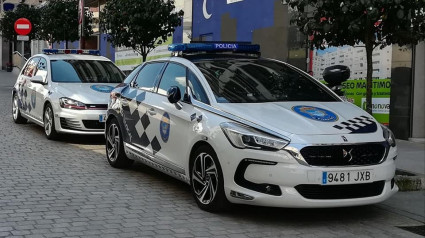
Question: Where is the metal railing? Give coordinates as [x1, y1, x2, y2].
[12, 51, 27, 70]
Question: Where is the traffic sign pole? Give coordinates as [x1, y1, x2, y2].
[14, 18, 32, 59]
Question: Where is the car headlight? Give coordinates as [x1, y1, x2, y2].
[59, 97, 87, 110]
[381, 125, 396, 147]
[220, 122, 289, 150]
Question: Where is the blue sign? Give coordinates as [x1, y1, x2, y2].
[160, 112, 171, 143]
[292, 105, 339, 122]
[90, 85, 114, 93]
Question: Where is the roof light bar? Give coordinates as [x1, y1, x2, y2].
[168, 43, 260, 54]
[42, 49, 100, 55]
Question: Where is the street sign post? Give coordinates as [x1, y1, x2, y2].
[14, 18, 32, 59]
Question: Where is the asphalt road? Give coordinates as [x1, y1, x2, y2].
[0, 70, 423, 238]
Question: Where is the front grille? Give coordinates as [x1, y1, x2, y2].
[300, 143, 387, 166]
[295, 181, 385, 199]
[82, 120, 105, 130]
[85, 104, 108, 110]
[60, 117, 82, 130]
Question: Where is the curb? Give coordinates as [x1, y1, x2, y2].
[395, 169, 425, 191]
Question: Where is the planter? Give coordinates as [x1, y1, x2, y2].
[6, 65, 13, 72]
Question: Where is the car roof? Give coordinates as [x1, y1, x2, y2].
[34, 53, 111, 61]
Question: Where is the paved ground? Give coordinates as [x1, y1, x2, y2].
[0, 70, 424, 238]
[395, 140, 425, 176]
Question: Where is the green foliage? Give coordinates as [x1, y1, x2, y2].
[39, 0, 93, 45]
[100, 0, 184, 61]
[0, 4, 41, 41]
[288, 0, 425, 49]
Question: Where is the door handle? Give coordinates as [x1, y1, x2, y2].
[147, 108, 156, 116]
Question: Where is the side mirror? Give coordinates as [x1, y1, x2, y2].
[323, 65, 350, 87]
[30, 75, 45, 85]
[167, 86, 181, 104]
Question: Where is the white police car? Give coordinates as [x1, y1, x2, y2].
[105, 43, 397, 212]
[12, 49, 125, 139]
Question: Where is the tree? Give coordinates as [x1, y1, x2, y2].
[100, 0, 184, 62]
[39, 0, 93, 48]
[287, 0, 425, 114]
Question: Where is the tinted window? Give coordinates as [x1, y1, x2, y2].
[188, 70, 209, 104]
[134, 63, 165, 91]
[124, 65, 143, 84]
[158, 63, 186, 96]
[50, 60, 124, 83]
[23, 58, 40, 77]
[195, 59, 338, 103]
[35, 58, 48, 81]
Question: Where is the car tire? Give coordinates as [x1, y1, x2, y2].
[43, 104, 59, 140]
[190, 145, 229, 212]
[12, 94, 27, 124]
[106, 118, 134, 168]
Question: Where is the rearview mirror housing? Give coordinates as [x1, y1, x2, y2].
[167, 86, 182, 104]
[30, 75, 46, 85]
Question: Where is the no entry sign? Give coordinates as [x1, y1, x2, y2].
[14, 18, 32, 36]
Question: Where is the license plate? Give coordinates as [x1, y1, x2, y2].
[322, 170, 373, 185]
[99, 114, 106, 122]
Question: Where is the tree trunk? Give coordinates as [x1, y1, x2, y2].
[142, 53, 147, 63]
[365, 42, 373, 115]
[65, 40, 69, 49]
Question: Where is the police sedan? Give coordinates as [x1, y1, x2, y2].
[105, 43, 398, 212]
[12, 49, 125, 139]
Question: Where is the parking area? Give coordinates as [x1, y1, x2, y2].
[0, 70, 424, 238]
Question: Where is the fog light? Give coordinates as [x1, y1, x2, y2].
[230, 190, 254, 200]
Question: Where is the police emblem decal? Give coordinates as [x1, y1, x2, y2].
[160, 112, 171, 143]
[90, 85, 115, 93]
[292, 105, 339, 122]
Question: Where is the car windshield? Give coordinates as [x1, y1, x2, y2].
[51, 60, 124, 83]
[195, 59, 338, 103]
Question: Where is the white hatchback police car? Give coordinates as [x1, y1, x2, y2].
[12, 49, 125, 139]
[105, 43, 397, 212]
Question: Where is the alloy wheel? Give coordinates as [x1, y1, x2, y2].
[107, 123, 120, 162]
[44, 107, 53, 136]
[12, 96, 19, 120]
[192, 152, 219, 205]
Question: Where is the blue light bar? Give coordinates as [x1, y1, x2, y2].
[42, 49, 100, 55]
[168, 43, 260, 54]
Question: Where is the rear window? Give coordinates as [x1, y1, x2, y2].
[195, 59, 338, 103]
[51, 60, 124, 83]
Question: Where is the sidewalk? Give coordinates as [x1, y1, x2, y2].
[395, 139, 425, 176]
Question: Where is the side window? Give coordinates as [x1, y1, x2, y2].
[157, 63, 186, 96]
[35, 58, 48, 81]
[188, 70, 209, 104]
[23, 58, 40, 77]
[134, 63, 165, 91]
[124, 65, 143, 84]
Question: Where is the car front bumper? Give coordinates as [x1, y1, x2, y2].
[219, 143, 398, 208]
[53, 107, 107, 135]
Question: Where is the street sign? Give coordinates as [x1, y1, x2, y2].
[14, 18, 32, 36]
[17, 35, 29, 41]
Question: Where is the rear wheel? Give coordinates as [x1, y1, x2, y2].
[43, 104, 59, 140]
[106, 118, 133, 168]
[190, 145, 229, 212]
[12, 94, 27, 124]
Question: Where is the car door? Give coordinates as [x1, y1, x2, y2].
[146, 62, 210, 173]
[30, 57, 49, 122]
[120, 62, 166, 152]
[19, 57, 40, 119]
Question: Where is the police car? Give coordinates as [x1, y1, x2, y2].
[105, 43, 397, 212]
[12, 49, 125, 139]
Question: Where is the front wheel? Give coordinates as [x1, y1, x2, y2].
[190, 145, 229, 212]
[43, 104, 59, 140]
[106, 118, 133, 168]
[12, 94, 27, 124]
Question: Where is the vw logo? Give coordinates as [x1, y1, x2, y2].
[342, 148, 354, 162]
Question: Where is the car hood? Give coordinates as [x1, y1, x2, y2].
[216, 101, 378, 136]
[53, 83, 118, 104]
